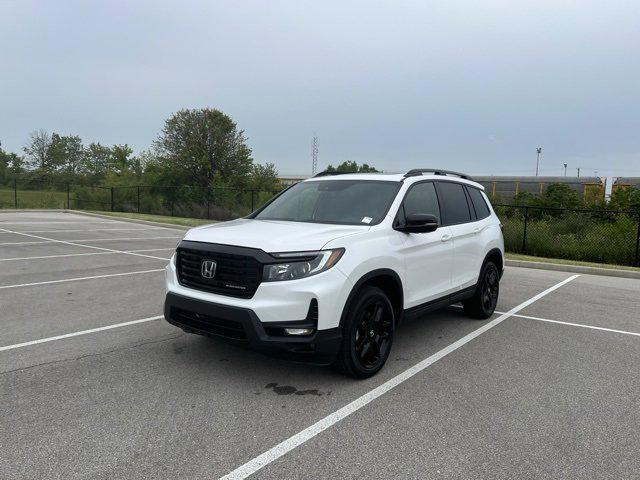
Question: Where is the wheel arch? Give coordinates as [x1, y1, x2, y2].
[482, 248, 504, 278]
[339, 269, 404, 329]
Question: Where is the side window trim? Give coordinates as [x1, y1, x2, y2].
[463, 185, 478, 221]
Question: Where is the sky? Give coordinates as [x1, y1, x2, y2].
[1, 0, 639, 178]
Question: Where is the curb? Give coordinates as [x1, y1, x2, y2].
[64, 210, 192, 231]
[505, 259, 640, 280]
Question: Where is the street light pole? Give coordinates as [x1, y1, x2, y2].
[563, 163, 567, 177]
[536, 147, 542, 176]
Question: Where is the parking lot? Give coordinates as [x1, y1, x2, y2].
[1, 211, 639, 479]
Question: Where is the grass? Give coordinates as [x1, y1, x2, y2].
[506, 253, 640, 272]
[0, 188, 68, 209]
[79, 210, 216, 227]
[498, 213, 638, 266]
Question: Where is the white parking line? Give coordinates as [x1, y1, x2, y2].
[0, 236, 181, 246]
[18, 227, 176, 234]
[511, 312, 640, 337]
[0, 227, 174, 260]
[0, 221, 121, 224]
[0, 315, 163, 352]
[0, 268, 164, 290]
[0, 248, 174, 262]
[219, 274, 580, 480]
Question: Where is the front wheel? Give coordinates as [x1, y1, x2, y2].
[463, 261, 500, 319]
[334, 286, 394, 379]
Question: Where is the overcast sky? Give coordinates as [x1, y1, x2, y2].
[1, 0, 639, 178]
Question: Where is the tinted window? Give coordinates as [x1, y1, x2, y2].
[254, 180, 399, 225]
[467, 187, 491, 220]
[399, 182, 440, 224]
[436, 182, 471, 225]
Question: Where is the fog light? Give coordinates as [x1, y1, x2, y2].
[284, 328, 314, 336]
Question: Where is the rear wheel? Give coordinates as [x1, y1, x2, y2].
[335, 286, 394, 379]
[463, 261, 500, 319]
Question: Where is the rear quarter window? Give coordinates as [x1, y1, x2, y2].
[467, 187, 491, 220]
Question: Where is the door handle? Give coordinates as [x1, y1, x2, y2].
[441, 233, 452, 242]
[473, 228, 481, 234]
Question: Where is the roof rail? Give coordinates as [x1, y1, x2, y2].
[312, 170, 359, 178]
[403, 169, 474, 181]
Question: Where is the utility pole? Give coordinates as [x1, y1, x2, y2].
[535, 147, 542, 176]
[311, 136, 318, 175]
[563, 163, 567, 177]
[577, 167, 580, 178]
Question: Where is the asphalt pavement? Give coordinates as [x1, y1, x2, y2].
[1, 211, 639, 479]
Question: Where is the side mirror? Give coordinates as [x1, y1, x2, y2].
[395, 213, 439, 233]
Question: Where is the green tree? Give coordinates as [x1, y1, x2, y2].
[325, 161, 379, 173]
[23, 129, 52, 170]
[609, 186, 640, 212]
[109, 144, 134, 174]
[154, 108, 253, 187]
[539, 183, 582, 208]
[0, 148, 25, 184]
[0, 148, 8, 183]
[247, 163, 280, 191]
[83, 142, 112, 178]
[48, 134, 84, 174]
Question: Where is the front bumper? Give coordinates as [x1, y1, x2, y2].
[164, 292, 342, 364]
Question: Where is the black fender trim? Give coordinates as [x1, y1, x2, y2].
[482, 248, 505, 279]
[338, 268, 404, 329]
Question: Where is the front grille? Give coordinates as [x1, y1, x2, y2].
[176, 246, 262, 298]
[170, 307, 247, 340]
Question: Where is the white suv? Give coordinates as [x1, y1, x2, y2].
[164, 169, 504, 378]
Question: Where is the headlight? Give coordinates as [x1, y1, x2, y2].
[263, 248, 344, 282]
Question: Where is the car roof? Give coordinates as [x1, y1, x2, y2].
[303, 172, 485, 190]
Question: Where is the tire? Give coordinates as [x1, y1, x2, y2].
[463, 261, 500, 319]
[334, 286, 395, 379]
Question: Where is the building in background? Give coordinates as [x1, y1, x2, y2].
[612, 177, 640, 194]
[475, 176, 605, 203]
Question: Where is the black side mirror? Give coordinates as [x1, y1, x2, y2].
[395, 213, 439, 233]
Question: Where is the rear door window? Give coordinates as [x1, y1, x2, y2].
[435, 181, 472, 225]
[466, 187, 491, 220]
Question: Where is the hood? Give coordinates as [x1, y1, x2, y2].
[183, 218, 368, 252]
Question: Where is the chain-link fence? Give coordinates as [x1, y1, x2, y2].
[2, 180, 639, 266]
[0, 179, 283, 221]
[494, 205, 640, 266]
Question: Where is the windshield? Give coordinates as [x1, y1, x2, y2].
[253, 180, 400, 225]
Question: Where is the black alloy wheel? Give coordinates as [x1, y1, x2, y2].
[353, 296, 393, 370]
[335, 286, 395, 378]
[463, 260, 500, 319]
[481, 263, 499, 312]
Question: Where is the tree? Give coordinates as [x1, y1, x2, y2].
[247, 163, 280, 191]
[23, 129, 52, 169]
[154, 108, 253, 187]
[110, 144, 134, 174]
[609, 186, 640, 212]
[540, 183, 582, 208]
[48, 134, 84, 174]
[83, 142, 112, 178]
[0, 148, 7, 183]
[325, 161, 379, 173]
[0, 148, 25, 184]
